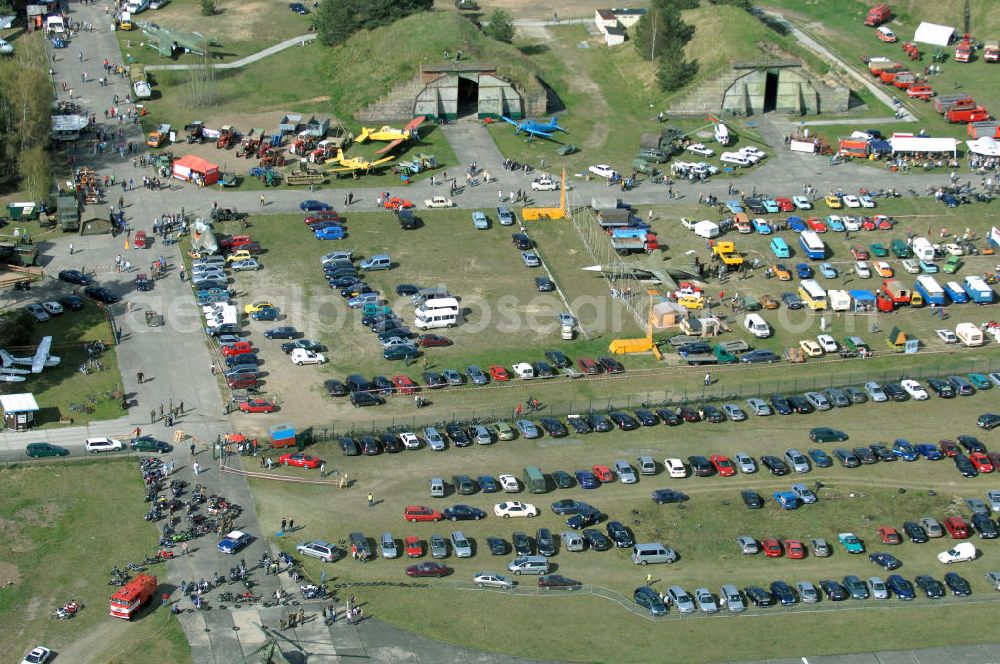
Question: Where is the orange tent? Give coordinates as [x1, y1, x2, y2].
[172, 154, 220, 186]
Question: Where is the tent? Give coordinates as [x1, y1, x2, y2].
[966, 136, 1000, 157]
[172, 155, 220, 186]
[693, 220, 719, 238]
[888, 134, 957, 156]
[886, 326, 910, 350]
[913, 22, 955, 47]
[850, 289, 876, 312]
[651, 300, 686, 329]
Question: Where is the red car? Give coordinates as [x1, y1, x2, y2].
[304, 211, 341, 224]
[418, 334, 452, 348]
[806, 217, 827, 233]
[278, 453, 321, 469]
[403, 505, 442, 523]
[850, 246, 869, 260]
[488, 365, 509, 381]
[969, 452, 994, 473]
[875, 215, 893, 230]
[578, 357, 602, 375]
[405, 536, 423, 558]
[775, 197, 794, 212]
[219, 234, 252, 249]
[239, 398, 276, 414]
[710, 454, 736, 477]
[391, 375, 419, 395]
[383, 197, 414, 210]
[939, 439, 960, 457]
[944, 516, 969, 539]
[405, 562, 451, 578]
[592, 465, 614, 482]
[227, 376, 258, 390]
[762, 538, 783, 557]
[785, 539, 806, 559]
[878, 526, 902, 545]
[221, 341, 253, 357]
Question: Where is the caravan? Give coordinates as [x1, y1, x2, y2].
[797, 280, 827, 310]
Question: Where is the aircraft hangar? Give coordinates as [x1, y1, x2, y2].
[413, 63, 538, 120]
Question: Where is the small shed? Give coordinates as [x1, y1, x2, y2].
[886, 326, 910, 350]
[0, 393, 39, 430]
[79, 207, 113, 236]
[651, 300, 685, 329]
[172, 155, 220, 186]
[850, 289, 876, 312]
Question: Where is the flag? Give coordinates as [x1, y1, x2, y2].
[124, 237, 130, 250]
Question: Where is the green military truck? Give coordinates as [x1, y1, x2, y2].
[57, 195, 80, 232]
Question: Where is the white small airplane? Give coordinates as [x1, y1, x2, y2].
[0, 336, 61, 382]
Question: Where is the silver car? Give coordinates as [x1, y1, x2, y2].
[988, 490, 1000, 512]
[380, 532, 398, 559]
[734, 452, 757, 474]
[791, 483, 817, 504]
[803, 391, 832, 411]
[737, 535, 759, 554]
[514, 419, 540, 439]
[722, 404, 747, 421]
[423, 427, 446, 451]
[920, 517, 945, 538]
[966, 498, 989, 516]
[430, 534, 448, 558]
[473, 571, 512, 589]
[745, 397, 772, 416]
[864, 381, 888, 402]
[230, 258, 260, 271]
[868, 576, 889, 599]
[795, 581, 818, 603]
[613, 460, 637, 484]
[520, 251, 541, 267]
[665, 585, 696, 614]
[694, 587, 718, 614]
[823, 387, 851, 407]
[472, 424, 493, 445]
[720, 584, 745, 612]
[784, 448, 811, 473]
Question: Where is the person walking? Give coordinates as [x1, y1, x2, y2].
[704, 371, 711, 386]
[190, 443, 196, 457]
[259, 194, 265, 207]
[181, 541, 189, 556]
[367, 492, 374, 507]
[69, 242, 74, 254]
[192, 462, 200, 476]
[149, 409, 156, 423]
[136, 371, 144, 384]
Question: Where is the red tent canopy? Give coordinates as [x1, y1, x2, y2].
[172, 154, 220, 185]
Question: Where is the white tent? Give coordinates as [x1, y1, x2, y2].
[966, 136, 1000, 157]
[913, 22, 955, 46]
[889, 135, 957, 155]
[693, 220, 719, 239]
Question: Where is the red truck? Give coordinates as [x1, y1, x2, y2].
[906, 84, 935, 100]
[110, 574, 157, 620]
[946, 106, 991, 123]
[879, 67, 907, 85]
[882, 279, 911, 305]
[892, 72, 916, 89]
[864, 3, 891, 27]
[955, 34, 972, 62]
[935, 94, 976, 114]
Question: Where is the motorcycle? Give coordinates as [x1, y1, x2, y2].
[218, 591, 235, 603]
[126, 562, 145, 573]
[52, 600, 82, 620]
[300, 584, 325, 599]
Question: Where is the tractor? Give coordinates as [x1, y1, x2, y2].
[258, 148, 286, 168]
[217, 125, 237, 149]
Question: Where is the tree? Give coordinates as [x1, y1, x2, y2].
[633, 1, 694, 60]
[315, 0, 360, 46]
[484, 8, 515, 43]
[664, 0, 699, 8]
[200, 0, 217, 16]
[657, 42, 698, 91]
[18, 146, 51, 202]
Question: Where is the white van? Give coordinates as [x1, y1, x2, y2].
[418, 297, 459, 313]
[720, 152, 752, 167]
[630, 542, 677, 565]
[743, 313, 771, 338]
[413, 307, 458, 330]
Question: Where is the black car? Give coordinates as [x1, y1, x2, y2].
[544, 350, 570, 368]
[422, 372, 447, 389]
[651, 489, 688, 504]
[566, 511, 600, 529]
[586, 413, 613, 432]
[582, 529, 612, 551]
[834, 448, 860, 468]
[869, 444, 896, 462]
[740, 349, 780, 364]
[743, 585, 774, 607]
[539, 574, 582, 590]
[395, 284, 420, 296]
[741, 489, 764, 509]
[381, 432, 403, 453]
[699, 404, 725, 423]
[324, 379, 348, 397]
[608, 411, 639, 431]
[902, 521, 928, 543]
[655, 408, 682, 425]
[281, 340, 325, 354]
[770, 581, 797, 606]
[532, 361, 555, 378]
[288, 2, 309, 13]
[361, 435, 381, 455]
[371, 375, 394, 395]
[927, 377, 955, 398]
[512, 531, 533, 556]
[781, 292, 802, 310]
[787, 395, 814, 414]
[843, 575, 868, 600]
[978, 413, 1000, 430]
[539, 417, 567, 437]
[58, 269, 93, 285]
[83, 285, 119, 304]
[687, 455, 714, 477]
[550, 470, 574, 489]
[632, 409, 659, 426]
[853, 446, 877, 465]
[972, 512, 998, 539]
[944, 572, 971, 596]
[397, 209, 417, 230]
[339, 436, 360, 456]
[536, 528, 556, 556]
[445, 423, 471, 447]
[346, 374, 372, 393]
[760, 455, 790, 476]
[486, 537, 507, 555]
[350, 392, 384, 407]
[452, 474, 475, 495]
[264, 326, 299, 339]
[130, 436, 172, 453]
[954, 454, 979, 478]
[869, 552, 902, 570]
[444, 505, 486, 521]
[606, 521, 634, 547]
[808, 448, 833, 468]
[915, 575, 945, 598]
[206, 323, 241, 338]
[328, 275, 361, 288]
[597, 357, 624, 374]
[819, 580, 848, 601]
[769, 394, 793, 415]
[511, 232, 532, 250]
[535, 276, 556, 292]
[566, 417, 591, 435]
[550, 499, 593, 516]
[58, 295, 85, 311]
[957, 435, 986, 453]
[883, 382, 909, 401]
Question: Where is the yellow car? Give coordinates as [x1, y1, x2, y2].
[759, 294, 780, 309]
[824, 195, 843, 209]
[799, 339, 823, 357]
[244, 301, 274, 315]
[874, 261, 894, 278]
[226, 250, 252, 263]
[772, 264, 791, 281]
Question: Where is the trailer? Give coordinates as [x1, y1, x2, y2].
[828, 289, 851, 311]
[597, 208, 632, 227]
[892, 71, 916, 89]
[866, 57, 898, 76]
[56, 195, 80, 231]
[52, 115, 89, 141]
[955, 322, 984, 347]
[914, 275, 945, 305]
[881, 279, 911, 305]
[610, 233, 659, 255]
[676, 342, 718, 366]
[962, 275, 994, 303]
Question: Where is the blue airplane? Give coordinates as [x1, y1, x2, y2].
[500, 116, 567, 140]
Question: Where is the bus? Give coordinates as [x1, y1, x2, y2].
[798, 230, 826, 259]
[797, 279, 827, 310]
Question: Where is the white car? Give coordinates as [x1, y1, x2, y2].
[664, 458, 687, 478]
[859, 195, 876, 208]
[791, 196, 812, 210]
[0, 39, 14, 55]
[290, 349, 326, 365]
[494, 501, 538, 518]
[321, 249, 353, 264]
[900, 379, 928, 400]
[230, 258, 261, 271]
[817, 334, 838, 353]
[85, 437, 123, 453]
[41, 301, 64, 315]
[843, 216, 862, 231]
[21, 647, 51, 664]
[901, 259, 920, 274]
[588, 164, 618, 180]
[531, 178, 558, 191]
[498, 474, 520, 492]
[943, 243, 964, 256]
[399, 432, 421, 449]
[424, 196, 454, 208]
[734, 452, 757, 473]
[938, 541, 977, 564]
[854, 261, 871, 278]
[842, 195, 861, 208]
[687, 143, 714, 157]
[474, 571, 513, 589]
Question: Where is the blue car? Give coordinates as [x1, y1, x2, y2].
[752, 218, 772, 234]
[795, 263, 814, 279]
[886, 574, 915, 600]
[787, 216, 807, 232]
[826, 215, 845, 232]
[763, 199, 780, 214]
[574, 469, 600, 489]
[915, 443, 942, 460]
[819, 262, 837, 278]
[891, 439, 918, 461]
[808, 448, 833, 468]
[315, 226, 346, 240]
[919, 260, 938, 273]
[218, 530, 252, 554]
[726, 200, 744, 214]
[52, 36, 68, 48]
[300, 200, 331, 211]
[477, 475, 499, 492]
[250, 306, 278, 321]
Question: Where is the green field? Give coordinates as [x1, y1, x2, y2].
[246, 381, 1000, 662]
[0, 460, 190, 664]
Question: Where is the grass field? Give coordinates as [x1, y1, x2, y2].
[245, 381, 1000, 662]
[0, 460, 190, 664]
[0, 299, 125, 427]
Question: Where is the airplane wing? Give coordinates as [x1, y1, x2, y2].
[356, 127, 374, 143]
[500, 116, 521, 128]
[374, 138, 403, 155]
[369, 155, 395, 168]
[404, 116, 426, 132]
[0, 372, 26, 383]
[326, 165, 359, 173]
[31, 336, 52, 373]
[523, 127, 553, 139]
[0, 348, 13, 367]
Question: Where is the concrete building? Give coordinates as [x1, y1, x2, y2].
[595, 8, 645, 46]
